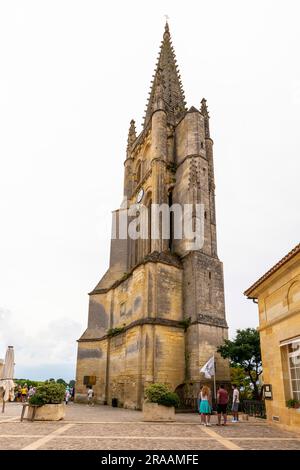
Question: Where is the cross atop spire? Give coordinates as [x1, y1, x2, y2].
[143, 22, 187, 127]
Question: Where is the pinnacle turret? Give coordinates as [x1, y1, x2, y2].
[127, 119, 137, 153]
[200, 98, 210, 138]
[143, 22, 187, 127]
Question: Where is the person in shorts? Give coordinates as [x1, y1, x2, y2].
[232, 385, 240, 422]
[217, 384, 228, 426]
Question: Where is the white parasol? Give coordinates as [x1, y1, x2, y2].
[0, 346, 15, 413]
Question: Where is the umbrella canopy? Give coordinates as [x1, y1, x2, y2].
[0, 346, 15, 409]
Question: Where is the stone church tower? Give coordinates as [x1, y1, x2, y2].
[76, 23, 230, 408]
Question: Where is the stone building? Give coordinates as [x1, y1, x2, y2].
[245, 243, 300, 431]
[75, 23, 230, 408]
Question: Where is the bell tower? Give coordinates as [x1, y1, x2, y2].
[75, 23, 230, 409]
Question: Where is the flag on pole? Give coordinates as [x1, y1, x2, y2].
[200, 356, 215, 379]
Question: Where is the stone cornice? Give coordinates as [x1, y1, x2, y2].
[89, 251, 183, 295]
[78, 315, 228, 343]
[194, 314, 228, 329]
[78, 317, 186, 343]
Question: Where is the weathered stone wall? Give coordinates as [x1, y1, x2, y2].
[76, 260, 185, 408]
[182, 252, 226, 322]
[186, 323, 230, 383]
[76, 322, 185, 409]
[75, 339, 108, 403]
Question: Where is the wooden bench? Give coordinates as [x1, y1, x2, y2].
[20, 403, 39, 422]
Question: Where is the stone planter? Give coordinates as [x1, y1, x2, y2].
[27, 403, 65, 421]
[143, 401, 175, 422]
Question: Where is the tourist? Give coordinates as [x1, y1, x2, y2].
[197, 386, 206, 425]
[21, 384, 28, 402]
[217, 384, 229, 426]
[16, 385, 22, 402]
[199, 385, 212, 426]
[28, 386, 35, 398]
[232, 385, 240, 422]
[87, 386, 94, 406]
[65, 387, 71, 405]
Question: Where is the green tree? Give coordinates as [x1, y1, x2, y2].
[230, 367, 253, 400]
[217, 328, 262, 400]
[56, 378, 67, 386]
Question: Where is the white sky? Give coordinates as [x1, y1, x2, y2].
[0, 0, 299, 381]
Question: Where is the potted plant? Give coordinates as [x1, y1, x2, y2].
[27, 383, 66, 421]
[286, 398, 300, 409]
[143, 383, 180, 421]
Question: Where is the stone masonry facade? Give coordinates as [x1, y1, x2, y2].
[76, 23, 230, 409]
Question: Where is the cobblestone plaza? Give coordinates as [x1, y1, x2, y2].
[1, 403, 300, 451]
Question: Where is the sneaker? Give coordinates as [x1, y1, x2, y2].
[206, 423, 212, 426]
[231, 419, 237, 423]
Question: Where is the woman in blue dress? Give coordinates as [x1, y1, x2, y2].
[199, 385, 212, 426]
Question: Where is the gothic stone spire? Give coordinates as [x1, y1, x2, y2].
[143, 22, 187, 127]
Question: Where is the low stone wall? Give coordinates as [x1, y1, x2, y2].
[27, 403, 65, 421]
[143, 401, 175, 421]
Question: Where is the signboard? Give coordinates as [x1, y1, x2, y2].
[264, 384, 273, 400]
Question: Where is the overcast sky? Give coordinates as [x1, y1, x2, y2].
[0, 0, 299, 381]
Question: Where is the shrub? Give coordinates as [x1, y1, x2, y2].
[144, 383, 179, 408]
[286, 398, 300, 409]
[157, 391, 180, 408]
[29, 383, 65, 406]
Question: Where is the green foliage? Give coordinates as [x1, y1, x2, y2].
[144, 383, 180, 408]
[56, 378, 67, 386]
[179, 317, 191, 331]
[28, 383, 65, 406]
[158, 392, 180, 408]
[286, 398, 300, 409]
[218, 328, 262, 399]
[230, 367, 253, 400]
[107, 326, 125, 337]
[69, 380, 75, 388]
[14, 379, 42, 388]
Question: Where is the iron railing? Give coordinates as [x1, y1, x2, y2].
[241, 400, 266, 418]
[179, 398, 266, 418]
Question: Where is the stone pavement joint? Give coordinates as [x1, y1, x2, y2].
[200, 426, 242, 450]
[21, 424, 75, 450]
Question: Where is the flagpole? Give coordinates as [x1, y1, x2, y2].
[213, 354, 217, 402]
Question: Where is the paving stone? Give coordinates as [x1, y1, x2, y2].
[41, 438, 225, 451]
[1, 402, 300, 451]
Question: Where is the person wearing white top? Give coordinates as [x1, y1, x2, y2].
[231, 385, 240, 422]
[87, 387, 94, 406]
